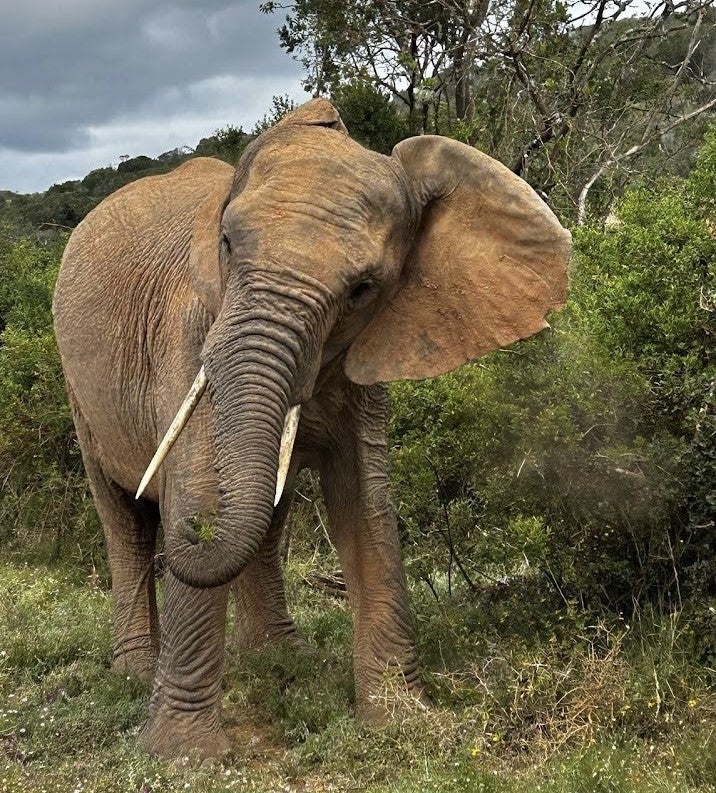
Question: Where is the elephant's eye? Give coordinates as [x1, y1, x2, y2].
[349, 279, 374, 304]
[221, 233, 232, 254]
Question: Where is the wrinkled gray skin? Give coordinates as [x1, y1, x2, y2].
[53, 99, 570, 760]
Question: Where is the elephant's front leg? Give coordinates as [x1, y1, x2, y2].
[318, 384, 425, 720]
[140, 396, 232, 760]
[140, 571, 230, 760]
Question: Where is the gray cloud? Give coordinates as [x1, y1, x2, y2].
[0, 1, 304, 192]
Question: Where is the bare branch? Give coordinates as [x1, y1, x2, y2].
[577, 95, 716, 224]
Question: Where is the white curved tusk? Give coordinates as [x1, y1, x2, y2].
[274, 405, 301, 506]
[135, 366, 207, 499]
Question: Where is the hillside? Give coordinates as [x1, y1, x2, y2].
[0, 126, 252, 238]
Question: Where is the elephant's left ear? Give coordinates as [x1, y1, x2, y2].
[344, 136, 571, 385]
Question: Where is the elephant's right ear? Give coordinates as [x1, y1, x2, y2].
[188, 162, 234, 318]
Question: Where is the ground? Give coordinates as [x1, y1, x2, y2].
[0, 557, 714, 793]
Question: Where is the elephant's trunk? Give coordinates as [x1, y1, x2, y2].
[166, 267, 333, 588]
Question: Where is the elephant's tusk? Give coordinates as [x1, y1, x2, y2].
[275, 405, 301, 506]
[135, 366, 207, 499]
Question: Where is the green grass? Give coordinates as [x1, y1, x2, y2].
[1, 559, 714, 792]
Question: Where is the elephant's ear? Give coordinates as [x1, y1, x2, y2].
[344, 136, 571, 385]
[274, 98, 348, 134]
[188, 160, 234, 317]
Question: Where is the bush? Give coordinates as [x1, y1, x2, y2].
[331, 81, 409, 153]
[0, 235, 101, 567]
[194, 125, 251, 163]
[116, 155, 157, 174]
[568, 127, 715, 605]
[389, 333, 660, 605]
[388, 125, 716, 611]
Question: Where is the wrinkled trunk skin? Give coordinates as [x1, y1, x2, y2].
[166, 267, 332, 588]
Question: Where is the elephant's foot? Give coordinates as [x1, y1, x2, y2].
[231, 616, 311, 654]
[112, 641, 157, 684]
[139, 707, 231, 762]
[355, 661, 430, 723]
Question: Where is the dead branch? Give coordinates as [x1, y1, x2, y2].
[577, 95, 716, 224]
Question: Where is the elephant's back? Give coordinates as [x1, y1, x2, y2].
[55, 157, 233, 307]
[53, 157, 233, 484]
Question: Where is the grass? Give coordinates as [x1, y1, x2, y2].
[1, 557, 714, 792]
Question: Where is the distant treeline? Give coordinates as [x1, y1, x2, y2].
[0, 127, 253, 234]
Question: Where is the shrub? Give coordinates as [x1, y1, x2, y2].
[388, 125, 716, 611]
[331, 81, 409, 153]
[0, 235, 101, 566]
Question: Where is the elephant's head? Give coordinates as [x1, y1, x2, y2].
[151, 99, 571, 588]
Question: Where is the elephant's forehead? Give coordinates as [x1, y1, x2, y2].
[243, 129, 405, 212]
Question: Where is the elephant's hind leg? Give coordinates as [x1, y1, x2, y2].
[79, 451, 160, 682]
[68, 390, 159, 681]
[231, 478, 308, 652]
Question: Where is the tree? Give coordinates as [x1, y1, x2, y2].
[264, 0, 716, 218]
[331, 80, 408, 152]
[116, 155, 157, 174]
[195, 125, 251, 163]
[261, 0, 482, 133]
[251, 94, 298, 134]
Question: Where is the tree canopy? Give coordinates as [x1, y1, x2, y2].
[263, 0, 716, 219]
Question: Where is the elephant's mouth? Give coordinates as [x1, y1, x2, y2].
[134, 370, 301, 508]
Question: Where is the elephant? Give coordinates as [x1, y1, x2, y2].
[52, 98, 570, 760]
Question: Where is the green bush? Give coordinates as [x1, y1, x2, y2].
[0, 236, 101, 566]
[388, 125, 716, 611]
[566, 128, 715, 605]
[331, 81, 409, 153]
[194, 124, 252, 163]
[389, 333, 659, 605]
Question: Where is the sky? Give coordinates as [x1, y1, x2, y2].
[0, 0, 305, 194]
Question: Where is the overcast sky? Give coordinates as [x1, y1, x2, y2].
[0, 0, 305, 194]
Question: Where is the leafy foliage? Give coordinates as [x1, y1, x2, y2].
[0, 235, 100, 566]
[251, 94, 298, 135]
[264, 1, 716, 219]
[195, 125, 252, 163]
[331, 81, 409, 153]
[388, 125, 716, 611]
